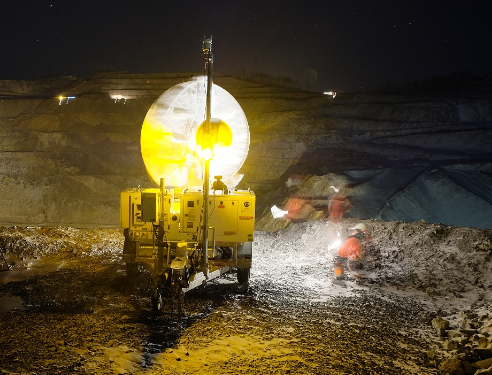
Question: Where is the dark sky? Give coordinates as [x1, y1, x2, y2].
[1, 0, 491, 92]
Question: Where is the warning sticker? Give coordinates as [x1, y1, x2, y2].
[239, 216, 254, 220]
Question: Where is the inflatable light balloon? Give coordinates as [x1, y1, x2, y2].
[141, 76, 250, 188]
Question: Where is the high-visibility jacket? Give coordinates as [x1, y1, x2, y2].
[338, 236, 364, 261]
[284, 197, 314, 221]
[329, 195, 350, 220]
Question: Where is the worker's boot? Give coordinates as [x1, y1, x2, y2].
[333, 263, 344, 281]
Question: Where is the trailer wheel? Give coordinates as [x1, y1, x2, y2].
[237, 268, 250, 284]
[151, 292, 163, 312]
[125, 263, 139, 278]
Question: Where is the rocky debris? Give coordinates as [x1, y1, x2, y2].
[0, 226, 122, 273]
[433, 316, 451, 337]
[1, 218, 492, 373]
[431, 312, 492, 375]
[256, 217, 492, 307]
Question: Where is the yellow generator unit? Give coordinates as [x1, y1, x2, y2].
[120, 180, 255, 312]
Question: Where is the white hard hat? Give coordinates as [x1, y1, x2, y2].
[350, 223, 366, 231]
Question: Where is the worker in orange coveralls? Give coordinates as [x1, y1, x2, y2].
[333, 223, 371, 281]
[283, 196, 315, 222]
[328, 193, 351, 221]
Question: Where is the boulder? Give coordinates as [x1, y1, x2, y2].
[439, 356, 464, 375]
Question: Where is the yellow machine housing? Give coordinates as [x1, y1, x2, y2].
[181, 190, 255, 243]
[120, 187, 255, 272]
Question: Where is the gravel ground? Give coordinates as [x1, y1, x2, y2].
[1, 220, 491, 374]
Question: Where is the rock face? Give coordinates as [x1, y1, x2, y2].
[0, 72, 491, 228]
[0, 73, 190, 227]
[246, 93, 492, 229]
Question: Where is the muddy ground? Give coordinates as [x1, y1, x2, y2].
[2, 221, 486, 374]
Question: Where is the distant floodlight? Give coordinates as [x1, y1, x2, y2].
[323, 91, 337, 98]
[111, 94, 127, 103]
[58, 95, 75, 105]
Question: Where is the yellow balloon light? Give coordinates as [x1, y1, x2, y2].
[140, 76, 249, 188]
[196, 118, 233, 147]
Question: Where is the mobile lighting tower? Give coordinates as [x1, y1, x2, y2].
[120, 36, 255, 315]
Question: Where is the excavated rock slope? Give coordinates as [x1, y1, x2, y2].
[0, 73, 491, 228]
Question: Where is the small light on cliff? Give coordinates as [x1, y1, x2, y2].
[111, 94, 127, 103]
[58, 96, 75, 105]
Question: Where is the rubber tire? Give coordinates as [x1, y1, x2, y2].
[125, 263, 139, 278]
[151, 293, 163, 313]
[237, 268, 250, 284]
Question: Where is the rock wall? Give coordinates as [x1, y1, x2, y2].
[0, 73, 491, 228]
[0, 94, 148, 227]
[247, 93, 492, 229]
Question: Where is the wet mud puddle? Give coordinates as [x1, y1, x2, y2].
[0, 257, 66, 312]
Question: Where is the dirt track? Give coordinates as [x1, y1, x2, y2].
[0, 255, 437, 374]
[0, 225, 445, 374]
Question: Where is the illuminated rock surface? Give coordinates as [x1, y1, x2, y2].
[1, 219, 491, 373]
[0, 73, 491, 228]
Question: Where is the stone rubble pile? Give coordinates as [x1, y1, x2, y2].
[0, 226, 122, 265]
[432, 312, 492, 375]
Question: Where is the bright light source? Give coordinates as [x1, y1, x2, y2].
[58, 96, 75, 105]
[196, 119, 233, 148]
[271, 205, 288, 219]
[198, 147, 213, 161]
[111, 94, 127, 103]
[140, 76, 250, 188]
[323, 91, 337, 98]
[328, 238, 342, 251]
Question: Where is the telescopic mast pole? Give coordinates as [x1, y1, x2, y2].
[201, 36, 213, 275]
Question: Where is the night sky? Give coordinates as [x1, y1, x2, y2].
[1, 0, 491, 92]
